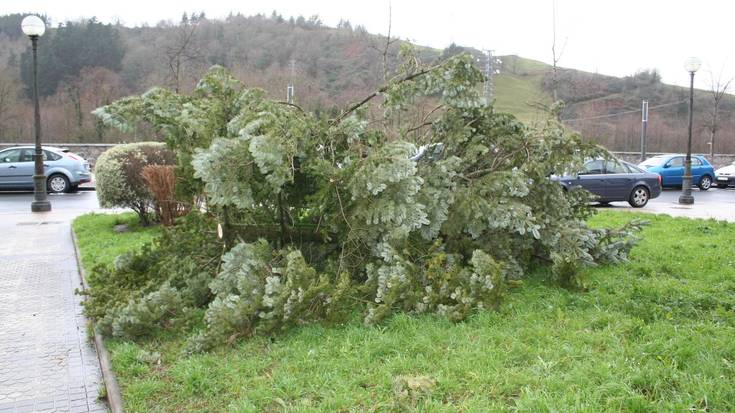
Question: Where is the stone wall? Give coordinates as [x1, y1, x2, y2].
[0, 143, 117, 167]
[612, 152, 735, 169]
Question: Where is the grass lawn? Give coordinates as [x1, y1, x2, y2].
[73, 212, 160, 272]
[73, 211, 735, 412]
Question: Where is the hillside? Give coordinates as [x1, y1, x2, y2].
[1, 12, 733, 153]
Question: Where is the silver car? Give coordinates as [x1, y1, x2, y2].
[0, 146, 91, 193]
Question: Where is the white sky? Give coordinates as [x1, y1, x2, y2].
[8, 0, 735, 89]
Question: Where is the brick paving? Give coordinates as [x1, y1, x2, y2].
[0, 196, 107, 413]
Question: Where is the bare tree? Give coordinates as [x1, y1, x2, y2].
[165, 13, 204, 93]
[705, 65, 733, 156]
[0, 72, 20, 138]
[370, 1, 399, 82]
[550, 0, 567, 102]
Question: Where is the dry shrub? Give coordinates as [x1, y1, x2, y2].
[141, 165, 190, 226]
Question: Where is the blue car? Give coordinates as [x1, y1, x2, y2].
[639, 154, 715, 190]
[0, 146, 91, 193]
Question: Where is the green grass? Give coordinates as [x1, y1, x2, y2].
[73, 212, 735, 412]
[72, 212, 160, 270]
[494, 73, 550, 123]
[493, 56, 551, 124]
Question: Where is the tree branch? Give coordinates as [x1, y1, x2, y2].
[331, 65, 438, 124]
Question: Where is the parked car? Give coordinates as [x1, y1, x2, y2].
[715, 160, 735, 188]
[554, 158, 662, 207]
[638, 154, 715, 190]
[0, 146, 91, 193]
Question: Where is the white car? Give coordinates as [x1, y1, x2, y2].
[715, 161, 735, 188]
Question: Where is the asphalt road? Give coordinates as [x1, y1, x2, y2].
[0, 187, 734, 222]
[595, 186, 735, 222]
[0, 191, 101, 216]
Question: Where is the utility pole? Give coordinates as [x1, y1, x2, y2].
[483, 50, 501, 104]
[640, 100, 648, 161]
[286, 59, 295, 104]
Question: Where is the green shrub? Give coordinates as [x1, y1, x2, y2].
[95, 142, 175, 225]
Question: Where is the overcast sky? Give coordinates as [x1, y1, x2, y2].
[9, 0, 735, 90]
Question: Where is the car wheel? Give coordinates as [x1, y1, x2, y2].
[628, 186, 650, 208]
[698, 175, 712, 191]
[47, 174, 70, 194]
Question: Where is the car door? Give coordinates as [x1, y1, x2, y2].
[573, 159, 606, 200]
[0, 148, 23, 186]
[604, 160, 634, 200]
[660, 156, 684, 186]
[689, 157, 703, 182]
[13, 149, 37, 186]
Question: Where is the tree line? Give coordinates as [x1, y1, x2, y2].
[0, 11, 733, 154]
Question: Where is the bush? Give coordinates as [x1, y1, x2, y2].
[95, 142, 175, 225]
[141, 165, 189, 226]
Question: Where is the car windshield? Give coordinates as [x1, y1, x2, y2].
[640, 157, 667, 167]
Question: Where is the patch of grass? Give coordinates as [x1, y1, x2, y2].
[75, 211, 735, 412]
[73, 212, 160, 270]
[494, 72, 550, 123]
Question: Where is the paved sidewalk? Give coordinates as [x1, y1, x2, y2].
[0, 193, 107, 413]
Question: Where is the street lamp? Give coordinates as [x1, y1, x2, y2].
[22, 15, 51, 212]
[678, 57, 701, 205]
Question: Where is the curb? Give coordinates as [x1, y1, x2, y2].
[70, 228, 126, 413]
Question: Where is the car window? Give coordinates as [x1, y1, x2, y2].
[626, 163, 645, 173]
[580, 160, 604, 174]
[667, 157, 684, 167]
[605, 160, 628, 174]
[44, 150, 61, 161]
[0, 149, 21, 163]
[640, 156, 666, 167]
[691, 157, 702, 166]
[19, 149, 36, 162]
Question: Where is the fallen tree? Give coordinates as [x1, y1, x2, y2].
[91, 48, 643, 351]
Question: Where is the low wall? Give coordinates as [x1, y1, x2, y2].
[0, 143, 117, 167]
[2, 144, 733, 170]
[612, 152, 735, 169]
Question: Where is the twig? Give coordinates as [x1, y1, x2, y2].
[332, 66, 438, 124]
[276, 100, 305, 113]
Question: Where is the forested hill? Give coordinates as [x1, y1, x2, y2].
[1, 12, 734, 153]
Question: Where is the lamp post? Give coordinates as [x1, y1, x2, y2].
[22, 15, 51, 212]
[678, 57, 701, 205]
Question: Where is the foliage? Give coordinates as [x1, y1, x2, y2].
[80, 211, 223, 337]
[141, 165, 189, 226]
[187, 241, 352, 352]
[74, 212, 735, 412]
[20, 18, 125, 97]
[94, 142, 175, 225]
[93, 53, 642, 351]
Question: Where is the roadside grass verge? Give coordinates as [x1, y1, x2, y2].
[72, 212, 160, 271]
[73, 211, 735, 412]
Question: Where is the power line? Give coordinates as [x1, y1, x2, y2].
[562, 99, 687, 122]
